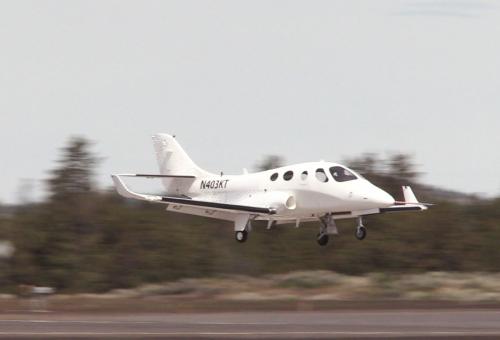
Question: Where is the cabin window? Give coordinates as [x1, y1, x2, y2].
[315, 168, 328, 182]
[329, 166, 357, 182]
[283, 170, 294, 181]
[301, 170, 308, 180]
[270, 173, 278, 181]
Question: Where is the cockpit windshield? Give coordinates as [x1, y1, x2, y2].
[329, 166, 358, 182]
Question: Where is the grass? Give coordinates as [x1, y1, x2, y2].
[3, 271, 500, 313]
[100, 271, 500, 302]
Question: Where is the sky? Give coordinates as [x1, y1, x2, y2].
[0, 0, 499, 203]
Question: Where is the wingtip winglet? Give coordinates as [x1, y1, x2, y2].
[402, 185, 419, 204]
[398, 185, 433, 209]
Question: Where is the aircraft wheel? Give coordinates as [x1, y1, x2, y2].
[235, 230, 248, 243]
[355, 226, 367, 240]
[316, 233, 329, 246]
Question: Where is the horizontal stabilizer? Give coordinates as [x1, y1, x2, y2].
[117, 173, 196, 179]
[111, 175, 162, 202]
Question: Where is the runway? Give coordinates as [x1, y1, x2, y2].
[1, 309, 500, 338]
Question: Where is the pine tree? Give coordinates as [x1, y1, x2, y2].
[47, 137, 99, 203]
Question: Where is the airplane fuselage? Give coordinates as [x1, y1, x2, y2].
[164, 161, 395, 222]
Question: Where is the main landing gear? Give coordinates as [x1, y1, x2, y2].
[316, 233, 329, 246]
[355, 217, 367, 240]
[316, 215, 368, 246]
[317, 214, 338, 246]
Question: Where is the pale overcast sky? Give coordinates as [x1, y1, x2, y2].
[0, 0, 499, 203]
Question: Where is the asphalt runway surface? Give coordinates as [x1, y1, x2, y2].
[1, 309, 500, 338]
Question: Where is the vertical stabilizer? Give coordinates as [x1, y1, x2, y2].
[152, 134, 212, 177]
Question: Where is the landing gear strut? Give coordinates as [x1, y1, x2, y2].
[317, 214, 338, 246]
[355, 217, 367, 240]
[234, 214, 251, 243]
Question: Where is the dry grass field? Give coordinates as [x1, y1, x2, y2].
[2, 271, 500, 313]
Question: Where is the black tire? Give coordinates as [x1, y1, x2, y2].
[235, 230, 248, 243]
[316, 233, 329, 246]
[355, 226, 367, 240]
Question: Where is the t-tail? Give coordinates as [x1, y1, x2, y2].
[112, 134, 213, 196]
[152, 133, 212, 178]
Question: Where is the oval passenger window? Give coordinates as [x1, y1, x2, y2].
[270, 173, 278, 181]
[301, 171, 308, 180]
[283, 170, 294, 181]
[315, 168, 328, 183]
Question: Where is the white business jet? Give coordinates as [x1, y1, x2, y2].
[112, 134, 429, 246]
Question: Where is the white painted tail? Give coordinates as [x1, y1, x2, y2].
[152, 134, 212, 177]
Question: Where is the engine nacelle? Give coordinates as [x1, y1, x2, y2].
[239, 191, 296, 214]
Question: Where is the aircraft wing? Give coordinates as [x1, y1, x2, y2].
[114, 173, 196, 179]
[160, 196, 276, 214]
[111, 175, 276, 215]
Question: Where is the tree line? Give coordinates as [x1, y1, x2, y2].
[0, 137, 498, 293]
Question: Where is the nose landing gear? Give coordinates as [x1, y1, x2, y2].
[355, 217, 367, 240]
[235, 230, 248, 243]
[234, 214, 252, 243]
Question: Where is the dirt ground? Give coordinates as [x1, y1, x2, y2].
[3, 295, 500, 314]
